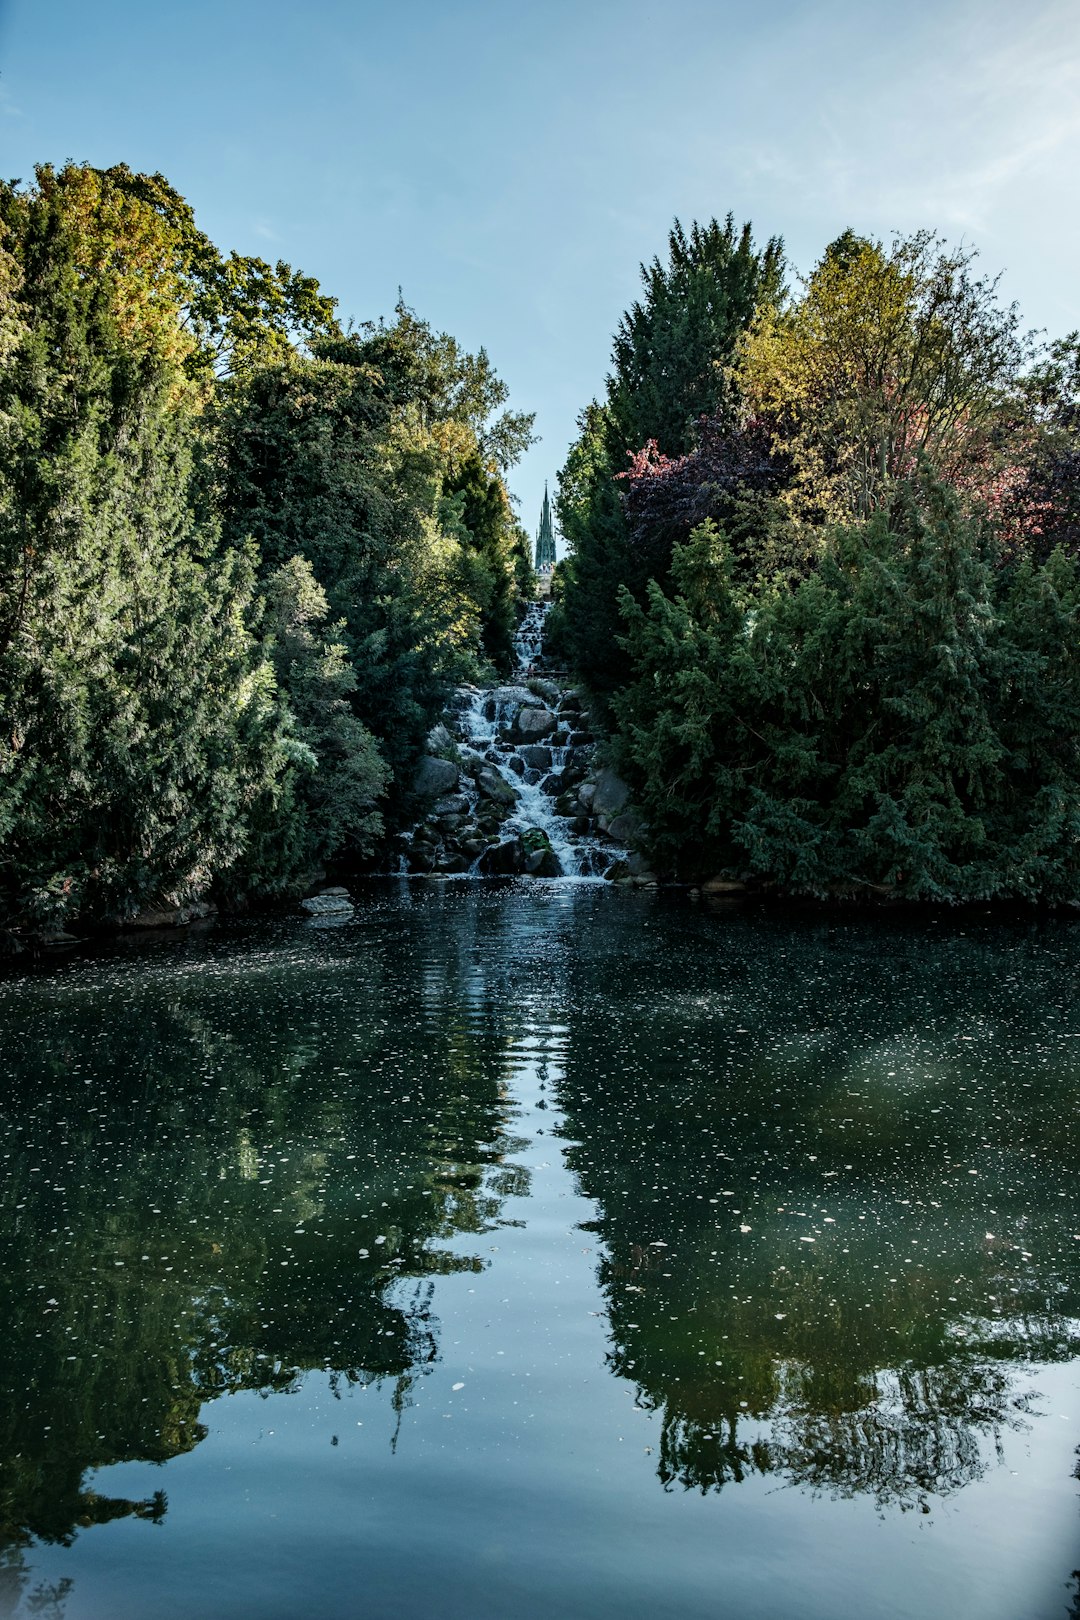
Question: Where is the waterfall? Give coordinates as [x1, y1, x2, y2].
[399, 600, 633, 881]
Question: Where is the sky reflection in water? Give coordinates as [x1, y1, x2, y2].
[0, 884, 1078, 1619]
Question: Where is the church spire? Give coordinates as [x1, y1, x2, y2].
[535, 483, 556, 572]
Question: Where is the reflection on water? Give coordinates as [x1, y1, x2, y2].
[0, 886, 1078, 1617]
[558, 916, 1080, 1509]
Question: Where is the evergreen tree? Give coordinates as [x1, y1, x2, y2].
[615, 471, 1080, 901]
[557, 217, 784, 711]
[0, 179, 285, 925]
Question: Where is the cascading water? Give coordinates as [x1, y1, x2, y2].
[399, 600, 632, 881]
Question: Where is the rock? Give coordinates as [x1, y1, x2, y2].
[606, 808, 645, 847]
[626, 852, 656, 880]
[603, 859, 631, 882]
[461, 839, 488, 859]
[426, 722, 452, 753]
[413, 755, 459, 798]
[701, 876, 749, 894]
[507, 755, 525, 777]
[435, 853, 469, 874]
[576, 783, 596, 813]
[301, 891, 354, 916]
[432, 794, 469, 816]
[515, 706, 556, 741]
[475, 765, 518, 805]
[436, 814, 466, 835]
[527, 677, 562, 704]
[592, 767, 631, 820]
[571, 815, 592, 835]
[122, 900, 216, 930]
[524, 847, 563, 877]
[478, 837, 524, 875]
[568, 731, 594, 748]
[519, 744, 553, 770]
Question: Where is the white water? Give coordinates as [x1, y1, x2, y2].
[439, 601, 626, 880]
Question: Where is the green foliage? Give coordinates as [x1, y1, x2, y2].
[0, 175, 287, 925]
[443, 453, 531, 674]
[234, 557, 389, 895]
[740, 230, 1028, 528]
[557, 219, 784, 711]
[615, 474, 1080, 900]
[0, 166, 532, 926]
[215, 313, 534, 800]
[608, 215, 785, 461]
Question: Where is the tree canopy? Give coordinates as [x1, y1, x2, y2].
[0, 165, 534, 930]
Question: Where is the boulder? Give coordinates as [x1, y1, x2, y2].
[432, 793, 469, 816]
[515, 707, 556, 741]
[122, 899, 216, 930]
[527, 677, 562, 704]
[519, 744, 553, 770]
[413, 755, 459, 798]
[434, 853, 470, 874]
[475, 765, 518, 806]
[701, 876, 749, 895]
[478, 837, 524, 875]
[592, 767, 631, 820]
[507, 755, 526, 777]
[426, 722, 453, 753]
[606, 808, 645, 848]
[576, 782, 596, 814]
[626, 851, 657, 880]
[524, 846, 563, 877]
[301, 890, 354, 916]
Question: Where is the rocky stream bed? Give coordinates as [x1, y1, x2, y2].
[395, 601, 653, 882]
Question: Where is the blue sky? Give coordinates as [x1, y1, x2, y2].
[2, 0, 1079, 553]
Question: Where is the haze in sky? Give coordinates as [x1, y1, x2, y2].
[3, 0, 1079, 551]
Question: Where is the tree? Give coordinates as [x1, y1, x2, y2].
[739, 230, 1029, 530]
[216, 310, 534, 804]
[614, 471, 1080, 900]
[557, 216, 784, 709]
[0, 194, 285, 922]
[231, 557, 388, 895]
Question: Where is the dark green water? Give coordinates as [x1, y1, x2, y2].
[0, 883, 1078, 1619]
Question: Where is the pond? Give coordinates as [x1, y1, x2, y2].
[0, 882, 1078, 1619]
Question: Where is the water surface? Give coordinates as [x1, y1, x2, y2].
[1, 884, 1078, 1618]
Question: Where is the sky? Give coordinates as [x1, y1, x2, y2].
[2, 0, 1080, 555]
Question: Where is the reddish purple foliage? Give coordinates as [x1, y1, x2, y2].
[619, 416, 787, 567]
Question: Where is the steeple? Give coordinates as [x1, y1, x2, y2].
[535, 483, 556, 573]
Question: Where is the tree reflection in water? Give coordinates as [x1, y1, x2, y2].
[552, 900, 1080, 1508]
[0, 909, 532, 1551]
[0, 887, 1078, 1574]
